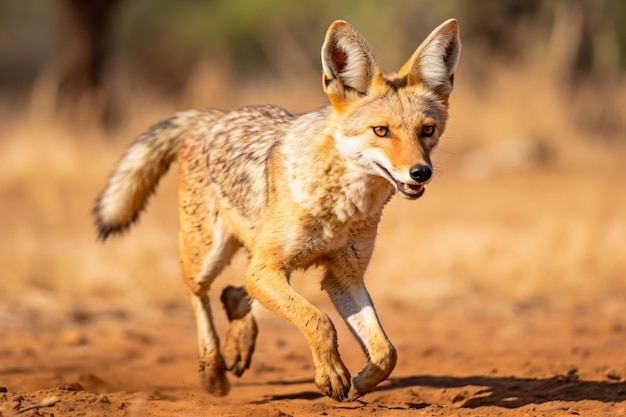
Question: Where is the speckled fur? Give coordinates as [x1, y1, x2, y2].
[93, 19, 461, 402]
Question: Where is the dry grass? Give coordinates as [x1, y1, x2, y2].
[1, 53, 625, 329]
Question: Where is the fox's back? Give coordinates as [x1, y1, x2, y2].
[178, 105, 295, 244]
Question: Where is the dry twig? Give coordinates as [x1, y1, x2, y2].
[14, 396, 59, 415]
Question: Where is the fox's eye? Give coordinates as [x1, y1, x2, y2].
[421, 125, 435, 137]
[372, 126, 389, 137]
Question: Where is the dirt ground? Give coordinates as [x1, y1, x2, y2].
[2, 293, 626, 417]
[1, 136, 625, 416]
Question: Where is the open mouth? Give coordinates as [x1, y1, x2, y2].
[398, 182, 425, 199]
[374, 163, 426, 200]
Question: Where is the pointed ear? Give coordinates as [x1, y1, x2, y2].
[400, 19, 461, 97]
[321, 20, 379, 108]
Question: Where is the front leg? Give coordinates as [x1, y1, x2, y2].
[244, 256, 351, 401]
[323, 250, 397, 400]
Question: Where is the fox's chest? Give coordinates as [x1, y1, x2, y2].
[280, 208, 377, 271]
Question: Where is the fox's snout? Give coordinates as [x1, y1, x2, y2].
[409, 163, 432, 184]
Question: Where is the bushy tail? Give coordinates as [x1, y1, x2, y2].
[93, 110, 209, 240]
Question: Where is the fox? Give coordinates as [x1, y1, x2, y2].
[93, 19, 460, 401]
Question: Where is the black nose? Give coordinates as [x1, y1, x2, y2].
[409, 164, 432, 183]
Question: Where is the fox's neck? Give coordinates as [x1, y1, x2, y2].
[282, 110, 394, 226]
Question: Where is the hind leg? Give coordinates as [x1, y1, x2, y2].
[179, 215, 240, 396]
[221, 285, 258, 376]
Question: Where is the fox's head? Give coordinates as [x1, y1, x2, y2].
[321, 19, 461, 199]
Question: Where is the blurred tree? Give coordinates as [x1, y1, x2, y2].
[52, 0, 124, 127]
[1, 0, 622, 133]
[57, 0, 122, 94]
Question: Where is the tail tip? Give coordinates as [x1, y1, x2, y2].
[94, 219, 129, 242]
[96, 224, 112, 242]
[92, 202, 121, 242]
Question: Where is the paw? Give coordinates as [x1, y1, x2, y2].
[346, 376, 378, 401]
[346, 349, 398, 401]
[314, 360, 352, 401]
[347, 385, 364, 402]
[198, 359, 230, 396]
[222, 315, 258, 377]
[221, 285, 258, 377]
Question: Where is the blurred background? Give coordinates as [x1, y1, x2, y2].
[1, 0, 625, 323]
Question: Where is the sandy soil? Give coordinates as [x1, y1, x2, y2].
[2, 151, 625, 416]
[3, 295, 626, 417]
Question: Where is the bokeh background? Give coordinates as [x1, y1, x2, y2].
[1, 0, 625, 325]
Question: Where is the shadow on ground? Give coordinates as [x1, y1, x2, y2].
[383, 374, 626, 408]
[244, 373, 626, 408]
